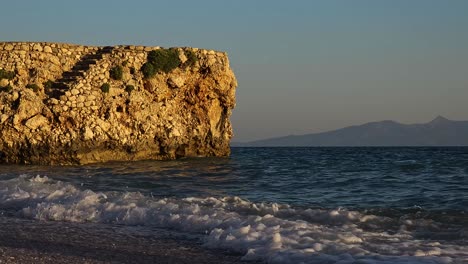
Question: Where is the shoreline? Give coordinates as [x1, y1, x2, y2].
[0, 217, 247, 264]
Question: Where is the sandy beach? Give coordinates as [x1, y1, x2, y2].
[0, 217, 246, 264]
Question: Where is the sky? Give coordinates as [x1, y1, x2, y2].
[1, 0, 468, 142]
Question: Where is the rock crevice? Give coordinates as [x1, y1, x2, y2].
[0, 42, 237, 164]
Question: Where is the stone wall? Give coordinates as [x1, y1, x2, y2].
[0, 42, 237, 164]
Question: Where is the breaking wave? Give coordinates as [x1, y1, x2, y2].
[1, 175, 467, 264]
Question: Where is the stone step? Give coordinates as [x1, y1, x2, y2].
[97, 48, 113, 55]
[101, 46, 113, 51]
[57, 74, 78, 80]
[48, 89, 65, 98]
[62, 71, 84, 77]
[84, 54, 103, 60]
[71, 65, 91, 71]
[77, 59, 97, 65]
[55, 79, 73, 84]
[57, 77, 78, 84]
[50, 48, 114, 93]
[52, 82, 69, 89]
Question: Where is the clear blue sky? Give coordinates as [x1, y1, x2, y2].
[2, 0, 468, 141]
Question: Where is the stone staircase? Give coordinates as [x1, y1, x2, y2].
[49, 46, 114, 97]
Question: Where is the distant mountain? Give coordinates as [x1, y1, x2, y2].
[234, 116, 468, 147]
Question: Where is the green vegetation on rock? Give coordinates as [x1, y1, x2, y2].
[125, 84, 135, 94]
[26, 83, 40, 92]
[141, 49, 181, 78]
[184, 50, 198, 67]
[0, 84, 12, 93]
[0, 69, 15, 80]
[43, 80, 54, 89]
[141, 62, 155, 79]
[101, 83, 110, 93]
[110, 65, 123, 80]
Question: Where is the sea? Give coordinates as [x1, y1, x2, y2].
[0, 147, 467, 263]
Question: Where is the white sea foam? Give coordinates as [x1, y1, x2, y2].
[0, 175, 467, 264]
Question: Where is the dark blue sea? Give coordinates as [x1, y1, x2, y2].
[1, 147, 467, 263]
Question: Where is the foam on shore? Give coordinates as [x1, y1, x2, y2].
[1, 175, 467, 263]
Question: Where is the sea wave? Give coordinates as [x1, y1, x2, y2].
[0, 175, 467, 264]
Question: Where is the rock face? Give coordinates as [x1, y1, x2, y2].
[0, 42, 237, 164]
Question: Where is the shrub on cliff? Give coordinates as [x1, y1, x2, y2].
[141, 49, 181, 78]
[26, 83, 40, 92]
[0, 84, 12, 93]
[141, 62, 156, 78]
[43, 80, 54, 89]
[0, 69, 15, 80]
[184, 50, 198, 67]
[101, 83, 110, 93]
[125, 85, 135, 94]
[110, 66, 123, 80]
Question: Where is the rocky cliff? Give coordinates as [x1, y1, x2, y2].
[0, 42, 237, 164]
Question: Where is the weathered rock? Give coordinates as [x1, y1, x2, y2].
[0, 42, 237, 165]
[12, 90, 44, 127]
[49, 56, 60, 65]
[4, 44, 14, 51]
[179, 51, 188, 64]
[25, 114, 49, 130]
[82, 126, 94, 140]
[32, 43, 43, 52]
[0, 79, 8, 87]
[43, 46, 52, 53]
[168, 76, 186, 88]
[0, 114, 8, 124]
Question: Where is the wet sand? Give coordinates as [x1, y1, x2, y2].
[0, 217, 247, 264]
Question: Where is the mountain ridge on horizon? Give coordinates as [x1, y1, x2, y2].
[233, 116, 468, 147]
